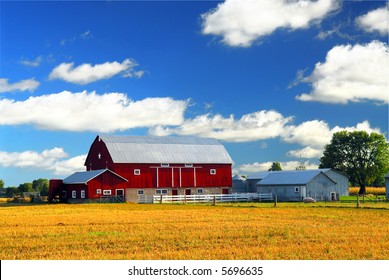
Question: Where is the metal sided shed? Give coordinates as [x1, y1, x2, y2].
[320, 168, 349, 196]
[232, 174, 247, 193]
[256, 170, 338, 202]
[63, 169, 128, 203]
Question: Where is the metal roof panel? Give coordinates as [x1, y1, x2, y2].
[257, 170, 324, 185]
[99, 135, 233, 164]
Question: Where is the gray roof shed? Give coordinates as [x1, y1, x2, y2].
[257, 170, 336, 186]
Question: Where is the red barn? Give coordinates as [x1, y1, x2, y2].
[52, 135, 233, 203]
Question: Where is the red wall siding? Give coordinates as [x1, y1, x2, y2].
[85, 136, 113, 171]
[49, 179, 63, 201]
[63, 171, 127, 199]
[103, 163, 231, 188]
[65, 184, 88, 199]
[87, 172, 128, 199]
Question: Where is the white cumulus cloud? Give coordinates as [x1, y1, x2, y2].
[201, 0, 339, 47]
[0, 91, 188, 132]
[0, 78, 40, 93]
[49, 59, 143, 84]
[0, 148, 86, 176]
[149, 110, 293, 142]
[296, 41, 389, 104]
[356, 6, 389, 35]
[283, 120, 381, 159]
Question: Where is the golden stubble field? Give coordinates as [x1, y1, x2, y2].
[1, 203, 388, 260]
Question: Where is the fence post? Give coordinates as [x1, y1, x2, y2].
[362, 194, 365, 203]
[160, 195, 163, 204]
[356, 195, 360, 208]
[274, 196, 277, 208]
[213, 195, 216, 206]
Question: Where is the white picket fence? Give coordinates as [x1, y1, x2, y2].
[138, 193, 273, 204]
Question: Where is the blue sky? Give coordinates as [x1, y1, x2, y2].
[0, 0, 388, 187]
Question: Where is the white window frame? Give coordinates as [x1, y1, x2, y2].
[96, 189, 101, 194]
[210, 169, 216, 175]
[134, 169, 141, 176]
[295, 187, 300, 193]
[81, 190, 85, 199]
[103, 190, 111, 195]
[72, 190, 76, 199]
[161, 163, 169, 167]
[137, 189, 144, 195]
[155, 189, 168, 195]
[197, 188, 204, 194]
[185, 164, 193, 167]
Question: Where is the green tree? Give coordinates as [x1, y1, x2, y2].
[0, 179, 4, 189]
[295, 162, 306, 171]
[268, 162, 282, 171]
[319, 131, 389, 194]
[6, 187, 18, 197]
[32, 178, 49, 196]
[18, 182, 33, 193]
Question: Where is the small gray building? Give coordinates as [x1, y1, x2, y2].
[257, 170, 340, 202]
[385, 174, 389, 200]
[232, 172, 268, 193]
[233, 169, 349, 202]
[232, 174, 247, 193]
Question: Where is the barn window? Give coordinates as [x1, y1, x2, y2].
[210, 169, 216, 175]
[72, 190, 76, 199]
[185, 164, 193, 167]
[81, 190, 85, 199]
[161, 163, 169, 167]
[156, 189, 168, 195]
[197, 188, 204, 194]
[134, 169, 141, 175]
[103, 190, 111, 195]
[137, 189, 144, 195]
[96, 189, 101, 194]
[295, 187, 299, 193]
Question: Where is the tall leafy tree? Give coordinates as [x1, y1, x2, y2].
[17, 183, 33, 193]
[319, 131, 389, 194]
[32, 178, 49, 196]
[268, 162, 282, 171]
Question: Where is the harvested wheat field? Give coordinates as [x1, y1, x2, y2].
[0, 203, 388, 260]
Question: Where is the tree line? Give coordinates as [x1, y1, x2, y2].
[0, 178, 49, 197]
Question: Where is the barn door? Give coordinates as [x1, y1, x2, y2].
[172, 189, 178, 196]
[116, 189, 124, 196]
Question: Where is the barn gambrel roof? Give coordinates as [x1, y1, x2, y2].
[98, 135, 233, 164]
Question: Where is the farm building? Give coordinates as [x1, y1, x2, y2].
[385, 174, 389, 200]
[232, 169, 349, 202]
[50, 135, 233, 203]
